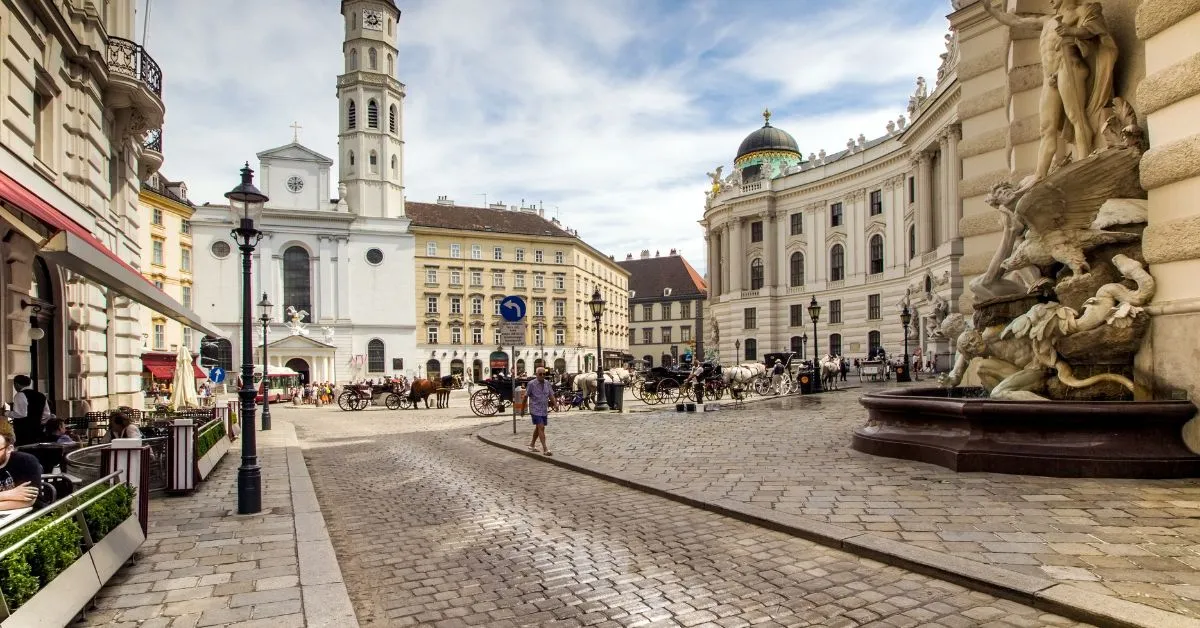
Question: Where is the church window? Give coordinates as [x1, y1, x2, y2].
[471, 297, 482, 315]
[366, 248, 384, 265]
[283, 247, 312, 323]
[387, 52, 394, 75]
[368, 150, 378, 173]
[390, 155, 398, 179]
[389, 105, 397, 133]
[387, 19, 392, 35]
[210, 240, 231, 259]
[369, 47, 377, 70]
[470, 244, 481, 260]
[348, 150, 355, 167]
[367, 100, 379, 128]
[349, 48, 358, 71]
[368, 339, 385, 372]
[347, 100, 357, 129]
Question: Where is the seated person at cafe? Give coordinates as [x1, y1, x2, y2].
[106, 411, 143, 442]
[0, 422, 41, 511]
[43, 419, 78, 445]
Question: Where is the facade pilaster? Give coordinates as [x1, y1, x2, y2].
[917, 153, 934, 254]
[336, 236, 351, 321]
[318, 236, 335, 322]
[257, 233, 274, 311]
[946, 124, 961, 241]
[765, 207, 779, 289]
[939, 134, 952, 247]
[729, 219, 744, 294]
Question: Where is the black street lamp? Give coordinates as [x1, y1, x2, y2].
[898, 304, 913, 383]
[536, 321, 546, 371]
[226, 163, 268, 515]
[257, 293, 273, 430]
[808, 297, 822, 393]
[588, 289, 608, 411]
[801, 332, 808, 360]
[734, 339, 741, 362]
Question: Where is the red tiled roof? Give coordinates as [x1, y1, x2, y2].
[405, 202, 575, 239]
[616, 255, 708, 301]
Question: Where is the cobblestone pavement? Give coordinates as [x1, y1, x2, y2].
[288, 405, 1091, 627]
[478, 386, 1200, 619]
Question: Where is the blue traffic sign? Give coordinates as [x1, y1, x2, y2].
[499, 295, 527, 322]
[208, 367, 226, 384]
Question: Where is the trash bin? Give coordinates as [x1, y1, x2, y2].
[797, 369, 816, 394]
[603, 382, 624, 411]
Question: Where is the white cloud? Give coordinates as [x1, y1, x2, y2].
[140, 0, 951, 277]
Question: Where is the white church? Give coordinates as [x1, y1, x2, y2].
[191, 0, 415, 384]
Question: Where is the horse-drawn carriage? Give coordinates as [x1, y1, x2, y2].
[337, 381, 413, 411]
[630, 366, 686, 405]
[859, 359, 887, 382]
[758, 352, 800, 395]
[469, 375, 529, 416]
[678, 362, 728, 401]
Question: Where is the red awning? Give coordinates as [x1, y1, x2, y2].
[145, 364, 173, 380]
[0, 170, 224, 339]
[141, 352, 208, 381]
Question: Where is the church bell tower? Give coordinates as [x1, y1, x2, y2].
[337, 0, 405, 218]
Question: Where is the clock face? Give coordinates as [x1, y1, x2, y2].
[286, 176, 304, 193]
[362, 10, 384, 31]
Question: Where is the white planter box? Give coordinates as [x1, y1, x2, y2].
[196, 432, 231, 481]
[1, 514, 143, 628]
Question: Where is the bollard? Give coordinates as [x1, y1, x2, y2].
[167, 418, 196, 494]
[102, 439, 151, 535]
[686, 403, 696, 412]
[675, 403, 685, 412]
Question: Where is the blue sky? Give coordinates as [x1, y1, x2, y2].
[138, 0, 951, 273]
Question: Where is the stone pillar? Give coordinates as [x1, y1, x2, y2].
[776, 207, 789, 288]
[917, 153, 934, 254]
[720, 224, 731, 296]
[728, 219, 743, 294]
[706, 233, 720, 297]
[336, 237, 351, 321]
[318, 236, 335, 322]
[947, 125, 961, 240]
[939, 134, 952, 246]
[765, 210, 779, 289]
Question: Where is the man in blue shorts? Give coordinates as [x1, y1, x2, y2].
[526, 367, 558, 455]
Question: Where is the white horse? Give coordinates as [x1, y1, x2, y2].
[607, 367, 633, 385]
[575, 368, 632, 398]
[819, 354, 841, 390]
[722, 363, 765, 394]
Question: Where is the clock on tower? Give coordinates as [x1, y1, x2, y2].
[362, 9, 384, 31]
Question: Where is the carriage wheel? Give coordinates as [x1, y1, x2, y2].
[630, 381, 646, 402]
[641, 386, 660, 405]
[710, 382, 727, 400]
[352, 395, 369, 411]
[385, 393, 404, 410]
[470, 389, 500, 417]
[754, 378, 771, 396]
[681, 383, 696, 402]
[660, 378, 680, 404]
[337, 391, 357, 412]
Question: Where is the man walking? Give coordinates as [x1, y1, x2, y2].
[5, 375, 52, 446]
[526, 367, 557, 456]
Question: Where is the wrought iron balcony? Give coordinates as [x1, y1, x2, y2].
[143, 128, 163, 153]
[107, 37, 162, 96]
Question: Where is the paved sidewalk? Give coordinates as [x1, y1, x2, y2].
[76, 419, 357, 628]
[479, 391, 1200, 628]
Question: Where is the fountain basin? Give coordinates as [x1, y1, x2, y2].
[854, 387, 1200, 478]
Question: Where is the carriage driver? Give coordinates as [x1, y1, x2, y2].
[687, 361, 705, 403]
[771, 359, 786, 395]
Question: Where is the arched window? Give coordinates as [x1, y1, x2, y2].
[749, 258, 764, 290]
[426, 359, 441, 379]
[368, 150, 378, 173]
[389, 105, 397, 133]
[390, 155, 398, 179]
[367, 99, 379, 128]
[368, 47, 377, 70]
[830, 333, 843, 356]
[908, 225, 917, 260]
[744, 338, 758, 360]
[869, 234, 884, 275]
[347, 150, 355, 167]
[830, 244, 845, 281]
[367, 339, 385, 372]
[925, 275, 933, 292]
[643, 354, 654, 368]
[347, 100, 357, 129]
[283, 247, 312, 322]
[789, 252, 805, 287]
[867, 331, 881, 356]
[790, 335, 803, 354]
[349, 48, 358, 71]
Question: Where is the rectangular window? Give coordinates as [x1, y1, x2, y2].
[449, 270, 461, 286]
[830, 299, 842, 324]
[426, 242, 437, 256]
[830, 202, 843, 227]
[661, 302, 672, 320]
[554, 300, 565, 317]
[181, 247, 191, 271]
[182, 328, 193, 350]
[750, 221, 763, 242]
[642, 304, 653, 321]
[908, 176, 916, 203]
[554, 275, 565, 290]
[426, 296, 438, 314]
[33, 89, 52, 163]
[744, 308, 757, 329]
[154, 280, 164, 291]
[450, 297, 462, 314]
[515, 273, 526, 288]
[868, 294, 881, 320]
[450, 244, 461, 258]
[534, 299, 545, 317]
[492, 271, 504, 287]
[152, 208, 163, 226]
[493, 299, 503, 315]
[152, 239, 164, 266]
[471, 297, 483, 315]
[470, 271, 482, 286]
[154, 324, 165, 349]
[642, 328, 653, 344]
[534, 274, 544, 289]
[493, 246, 503, 260]
[470, 244, 482, 259]
[680, 326, 692, 342]
[516, 248, 525, 262]
[494, 327, 502, 345]
[182, 286, 192, 309]
[534, 250, 544, 263]
[451, 327, 462, 343]
[869, 189, 883, 216]
[554, 251, 564, 264]
[425, 268, 437, 284]
[555, 329, 565, 345]
[427, 327, 438, 344]
[472, 328, 483, 344]
[181, 220, 191, 235]
[790, 304, 803, 327]
[680, 301, 691, 319]
[790, 213, 803, 235]
[661, 327, 672, 343]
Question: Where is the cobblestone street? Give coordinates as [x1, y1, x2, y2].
[287, 399, 1090, 627]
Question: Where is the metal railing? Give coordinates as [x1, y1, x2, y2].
[106, 37, 163, 96]
[143, 127, 163, 153]
[66, 438, 168, 495]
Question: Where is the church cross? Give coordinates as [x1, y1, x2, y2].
[290, 121, 302, 143]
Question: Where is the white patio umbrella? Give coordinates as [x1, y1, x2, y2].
[169, 344, 201, 410]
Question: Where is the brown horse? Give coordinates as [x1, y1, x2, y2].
[408, 378, 438, 408]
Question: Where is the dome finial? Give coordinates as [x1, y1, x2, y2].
[762, 108, 772, 126]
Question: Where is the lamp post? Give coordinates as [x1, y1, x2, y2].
[226, 163, 268, 515]
[536, 321, 546, 371]
[588, 289, 608, 410]
[734, 339, 741, 362]
[801, 332, 808, 361]
[808, 297, 822, 393]
[898, 304, 913, 383]
[257, 293, 273, 430]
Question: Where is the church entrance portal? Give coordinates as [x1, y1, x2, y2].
[285, 358, 310, 385]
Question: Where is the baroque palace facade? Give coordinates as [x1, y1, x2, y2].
[703, 75, 962, 365]
[409, 199, 630, 380]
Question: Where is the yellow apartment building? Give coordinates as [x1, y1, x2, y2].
[137, 174, 198, 357]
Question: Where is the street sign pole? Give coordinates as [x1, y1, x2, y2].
[498, 295, 527, 436]
[512, 343, 517, 435]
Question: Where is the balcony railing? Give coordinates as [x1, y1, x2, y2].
[107, 37, 163, 96]
[143, 128, 162, 153]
